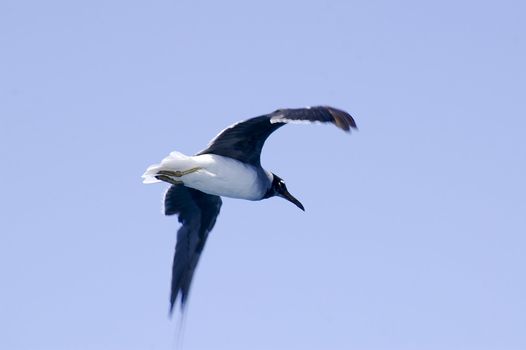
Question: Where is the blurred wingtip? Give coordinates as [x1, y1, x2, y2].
[168, 296, 187, 319]
[326, 106, 358, 132]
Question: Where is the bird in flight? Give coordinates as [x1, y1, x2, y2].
[142, 106, 357, 314]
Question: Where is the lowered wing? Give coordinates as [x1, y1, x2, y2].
[164, 184, 222, 313]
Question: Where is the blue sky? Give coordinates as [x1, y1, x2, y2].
[1, 0, 525, 349]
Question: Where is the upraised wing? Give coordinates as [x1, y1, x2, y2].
[164, 184, 222, 313]
[197, 106, 357, 166]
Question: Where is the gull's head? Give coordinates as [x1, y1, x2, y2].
[265, 173, 305, 211]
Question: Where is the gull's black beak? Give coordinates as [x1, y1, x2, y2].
[270, 174, 305, 211]
[280, 188, 305, 211]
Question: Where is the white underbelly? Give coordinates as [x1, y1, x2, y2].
[181, 154, 266, 200]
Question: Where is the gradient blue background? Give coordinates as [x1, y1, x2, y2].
[1, 1, 525, 349]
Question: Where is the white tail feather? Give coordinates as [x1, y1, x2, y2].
[142, 151, 194, 184]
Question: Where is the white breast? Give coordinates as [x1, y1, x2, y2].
[181, 154, 268, 200]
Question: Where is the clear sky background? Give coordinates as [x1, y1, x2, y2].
[1, 0, 525, 349]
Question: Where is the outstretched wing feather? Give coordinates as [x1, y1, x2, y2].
[197, 106, 356, 166]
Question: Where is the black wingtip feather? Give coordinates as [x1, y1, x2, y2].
[325, 106, 358, 132]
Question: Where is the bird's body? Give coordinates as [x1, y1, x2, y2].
[143, 152, 272, 200]
[143, 106, 357, 313]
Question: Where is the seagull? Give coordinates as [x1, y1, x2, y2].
[142, 106, 357, 313]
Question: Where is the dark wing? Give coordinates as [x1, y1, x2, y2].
[197, 106, 357, 167]
[164, 184, 222, 313]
